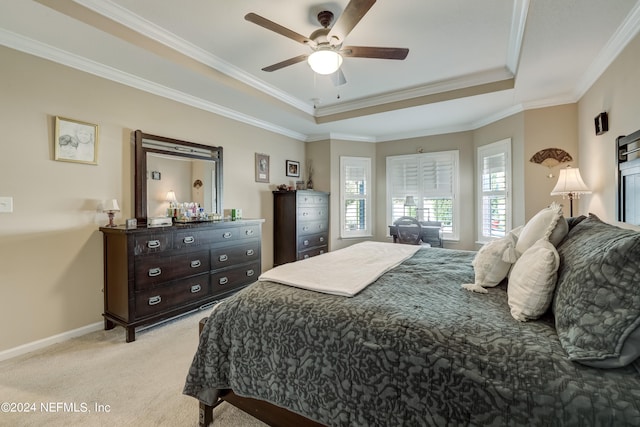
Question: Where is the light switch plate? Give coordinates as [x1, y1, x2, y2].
[0, 196, 14, 213]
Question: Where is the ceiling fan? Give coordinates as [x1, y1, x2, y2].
[245, 0, 409, 86]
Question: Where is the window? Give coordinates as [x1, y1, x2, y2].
[340, 156, 372, 238]
[477, 139, 511, 242]
[387, 150, 459, 240]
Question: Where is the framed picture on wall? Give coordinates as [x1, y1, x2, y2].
[54, 116, 99, 165]
[286, 160, 300, 177]
[255, 153, 270, 183]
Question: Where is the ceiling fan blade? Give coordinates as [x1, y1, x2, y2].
[261, 54, 309, 72]
[331, 69, 347, 86]
[341, 46, 409, 60]
[328, 0, 377, 45]
[245, 13, 312, 45]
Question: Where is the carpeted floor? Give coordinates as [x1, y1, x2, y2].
[0, 311, 267, 426]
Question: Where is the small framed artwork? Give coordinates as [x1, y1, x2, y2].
[255, 153, 270, 183]
[151, 171, 161, 180]
[286, 160, 300, 177]
[54, 116, 99, 165]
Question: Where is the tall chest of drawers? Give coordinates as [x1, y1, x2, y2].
[100, 219, 263, 342]
[273, 190, 329, 266]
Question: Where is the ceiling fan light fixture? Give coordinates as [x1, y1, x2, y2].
[307, 49, 343, 75]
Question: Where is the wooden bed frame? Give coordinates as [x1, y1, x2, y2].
[197, 318, 323, 427]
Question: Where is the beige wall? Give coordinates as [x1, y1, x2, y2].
[578, 31, 640, 228]
[523, 105, 579, 219]
[0, 46, 304, 352]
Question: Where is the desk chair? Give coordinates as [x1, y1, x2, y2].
[393, 216, 423, 245]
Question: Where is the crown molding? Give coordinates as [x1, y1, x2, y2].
[0, 28, 308, 142]
[73, 0, 315, 116]
[573, 0, 640, 99]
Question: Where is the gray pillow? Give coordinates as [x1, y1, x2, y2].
[553, 214, 640, 368]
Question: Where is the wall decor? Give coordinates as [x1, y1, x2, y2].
[54, 116, 99, 165]
[255, 153, 270, 183]
[529, 148, 573, 178]
[286, 160, 300, 177]
[595, 112, 609, 135]
[151, 171, 161, 180]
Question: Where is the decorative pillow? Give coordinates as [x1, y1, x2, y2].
[507, 239, 560, 321]
[553, 214, 640, 368]
[515, 203, 567, 256]
[462, 230, 518, 293]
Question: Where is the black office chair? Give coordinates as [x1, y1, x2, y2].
[393, 216, 422, 245]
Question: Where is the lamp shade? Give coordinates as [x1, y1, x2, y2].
[550, 166, 591, 197]
[404, 196, 416, 206]
[103, 199, 120, 212]
[307, 49, 343, 75]
[166, 190, 177, 203]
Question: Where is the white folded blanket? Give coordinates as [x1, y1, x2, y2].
[258, 241, 422, 297]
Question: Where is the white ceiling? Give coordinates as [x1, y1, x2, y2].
[1, 0, 639, 142]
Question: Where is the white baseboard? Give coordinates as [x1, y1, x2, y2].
[0, 322, 103, 362]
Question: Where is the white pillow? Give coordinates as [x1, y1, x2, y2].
[515, 203, 566, 256]
[462, 231, 518, 293]
[507, 239, 560, 321]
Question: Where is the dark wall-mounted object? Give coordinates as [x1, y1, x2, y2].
[595, 112, 609, 135]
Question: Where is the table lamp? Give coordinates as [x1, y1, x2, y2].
[550, 166, 591, 216]
[103, 199, 120, 227]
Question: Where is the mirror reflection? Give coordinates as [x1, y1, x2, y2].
[146, 153, 218, 218]
[134, 130, 223, 224]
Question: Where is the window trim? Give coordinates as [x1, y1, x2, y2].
[340, 156, 372, 239]
[476, 138, 512, 243]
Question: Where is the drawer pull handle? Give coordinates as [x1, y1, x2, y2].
[303, 254, 309, 259]
[246, 249, 254, 256]
[148, 267, 162, 277]
[302, 212, 309, 216]
[219, 277, 228, 285]
[247, 269, 255, 277]
[303, 239, 309, 246]
[218, 254, 228, 262]
[190, 260, 201, 268]
[147, 240, 161, 249]
[245, 229, 254, 235]
[183, 236, 195, 244]
[148, 295, 161, 306]
[191, 284, 201, 293]
[320, 250, 325, 254]
[320, 237, 325, 242]
[302, 226, 309, 231]
[222, 232, 232, 239]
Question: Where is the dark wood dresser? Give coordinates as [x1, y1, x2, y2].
[273, 190, 329, 266]
[100, 219, 263, 342]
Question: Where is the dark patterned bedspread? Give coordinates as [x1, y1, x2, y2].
[184, 247, 640, 426]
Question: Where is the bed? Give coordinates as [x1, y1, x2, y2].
[184, 210, 640, 426]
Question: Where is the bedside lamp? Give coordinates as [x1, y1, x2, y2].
[550, 166, 591, 216]
[103, 199, 120, 227]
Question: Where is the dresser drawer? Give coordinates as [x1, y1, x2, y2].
[211, 241, 260, 270]
[298, 220, 328, 236]
[298, 206, 328, 222]
[135, 249, 210, 289]
[211, 262, 260, 292]
[135, 274, 210, 318]
[174, 230, 207, 249]
[133, 233, 173, 255]
[298, 246, 327, 261]
[203, 224, 261, 244]
[298, 193, 328, 206]
[297, 233, 328, 250]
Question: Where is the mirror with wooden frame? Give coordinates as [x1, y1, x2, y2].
[134, 130, 223, 225]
